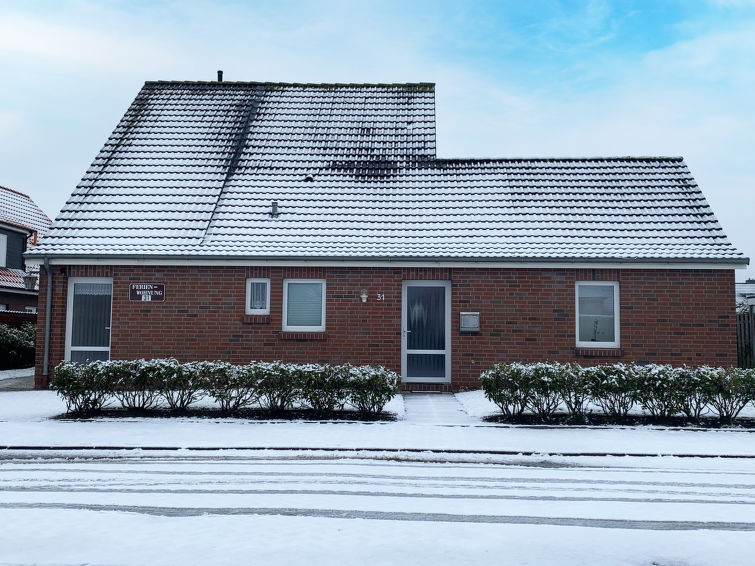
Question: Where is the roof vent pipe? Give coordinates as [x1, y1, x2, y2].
[271, 201, 279, 218]
[217, 70, 223, 82]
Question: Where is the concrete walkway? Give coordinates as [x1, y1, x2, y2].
[402, 393, 477, 425]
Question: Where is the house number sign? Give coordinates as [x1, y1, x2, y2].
[129, 283, 165, 302]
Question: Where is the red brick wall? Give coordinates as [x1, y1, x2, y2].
[0, 290, 37, 313]
[34, 265, 737, 390]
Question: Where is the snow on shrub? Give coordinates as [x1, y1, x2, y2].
[674, 365, 712, 419]
[480, 362, 755, 423]
[51, 360, 112, 413]
[159, 358, 205, 411]
[634, 364, 682, 418]
[479, 363, 535, 417]
[192, 361, 258, 413]
[51, 359, 400, 417]
[300, 364, 350, 412]
[705, 367, 755, 423]
[0, 323, 35, 370]
[346, 365, 400, 416]
[584, 364, 638, 419]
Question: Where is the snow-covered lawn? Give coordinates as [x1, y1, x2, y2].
[1, 391, 755, 564]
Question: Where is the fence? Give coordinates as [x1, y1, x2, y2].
[737, 312, 755, 368]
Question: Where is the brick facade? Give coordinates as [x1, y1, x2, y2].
[34, 265, 737, 390]
[0, 290, 37, 313]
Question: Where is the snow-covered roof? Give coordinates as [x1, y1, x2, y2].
[0, 185, 51, 237]
[28, 81, 747, 265]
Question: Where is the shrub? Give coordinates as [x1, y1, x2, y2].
[157, 358, 204, 411]
[199, 361, 258, 414]
[51, 361, 111, 413]
[584, 364, 638, 419]
[347, 364, 399, 416]
[527, 363, 564, 418]
[480, 363, 535, 417]
[301, 364, 349, 412]
[111, 359, 164, 410]
[634, 364, 682, 419]
[553, 362, 590, 418]
[0, 323, 35, 370]
[705, 367, 755, 423]
[675, 365, 712, 419]
[257, 361, 302, 413]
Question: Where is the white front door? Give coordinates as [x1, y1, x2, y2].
[65, 277, 113, 363]
[401, 281, 451, 383]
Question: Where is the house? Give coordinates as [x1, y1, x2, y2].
[0, 185, 52, 314]
[25, 79, 749, 390]
[737, 280, 755, 313]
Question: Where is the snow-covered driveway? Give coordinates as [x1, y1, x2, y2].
[1, 451, 754, 565]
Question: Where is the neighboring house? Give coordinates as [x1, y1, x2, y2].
[0, 185, 52, 313]
[737, 280, 755, 313]
[26, 80, 749, 390]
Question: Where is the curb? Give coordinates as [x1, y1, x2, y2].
[2, 445, 755, 458]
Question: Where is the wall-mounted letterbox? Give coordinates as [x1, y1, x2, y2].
[460, 312, 480, 332]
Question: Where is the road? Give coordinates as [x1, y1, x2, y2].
[1, 449, 753, 565]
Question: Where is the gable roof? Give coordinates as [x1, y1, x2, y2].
[27, 81, 747, 266]
[0, 185, 51, 238]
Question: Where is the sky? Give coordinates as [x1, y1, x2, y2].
[0, 0, 753, 279]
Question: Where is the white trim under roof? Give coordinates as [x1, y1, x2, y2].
[23, 256, 746, 270]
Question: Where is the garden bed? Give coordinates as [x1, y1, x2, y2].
[482, 412, 755, 428]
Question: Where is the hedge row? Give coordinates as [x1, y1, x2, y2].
[0, 323, 35, 370]
[51, 359, 400, 417]
[480, 362, 755, 423]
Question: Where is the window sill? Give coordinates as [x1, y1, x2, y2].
[242, 315, 271, 324]
[574, 347, 623, 358]
[279, 332, 328, 341]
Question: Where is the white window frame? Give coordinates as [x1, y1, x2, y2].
[65, 277, 113, 362]
[282, 279, 326, 332]
[575, 281, 620, 348]
[0, 233, 6, 268]
[245, 278, 270, 315]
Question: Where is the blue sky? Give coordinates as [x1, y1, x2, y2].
[0, 0, 753, 278]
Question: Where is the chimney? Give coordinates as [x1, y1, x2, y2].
[217, 70, 223, 82]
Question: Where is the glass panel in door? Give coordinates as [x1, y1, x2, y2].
[69, 281, 112, 362]
[406, 285, 446, 379]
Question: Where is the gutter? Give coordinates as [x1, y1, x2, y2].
[42, 257, 51, 377]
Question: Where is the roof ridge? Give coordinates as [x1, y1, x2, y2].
[145, 80, 435, 90]
[433, 156, 685, 163]
[0, 184, 31, 199]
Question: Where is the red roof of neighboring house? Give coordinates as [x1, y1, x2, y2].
[0, 185, 52, 238]
[0, 185, 51, 292]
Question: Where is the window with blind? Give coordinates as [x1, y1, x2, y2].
[283, 279, 326, 332]
[575, 281, 620, 348]
[245, 278, 270, 315]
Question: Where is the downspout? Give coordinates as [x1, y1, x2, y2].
[42, 256, 52, 378]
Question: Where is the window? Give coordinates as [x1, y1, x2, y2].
[575, 281, 620, 348]
[0, 233, 6, 267]
[245, 278, 270, 315]
[283, 279, 326, 332]
[25, 306, 37, 314]
[0, 304, 7, 311]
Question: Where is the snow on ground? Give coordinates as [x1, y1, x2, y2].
[0, 453, 753, 565]
[0, 367, 33, 382]
[1, 391, 755, 564]
[1, 391, 755, 456]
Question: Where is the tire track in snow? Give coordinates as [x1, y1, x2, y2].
[2, 501, 753, 531]
[1, 485, 753, 506]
